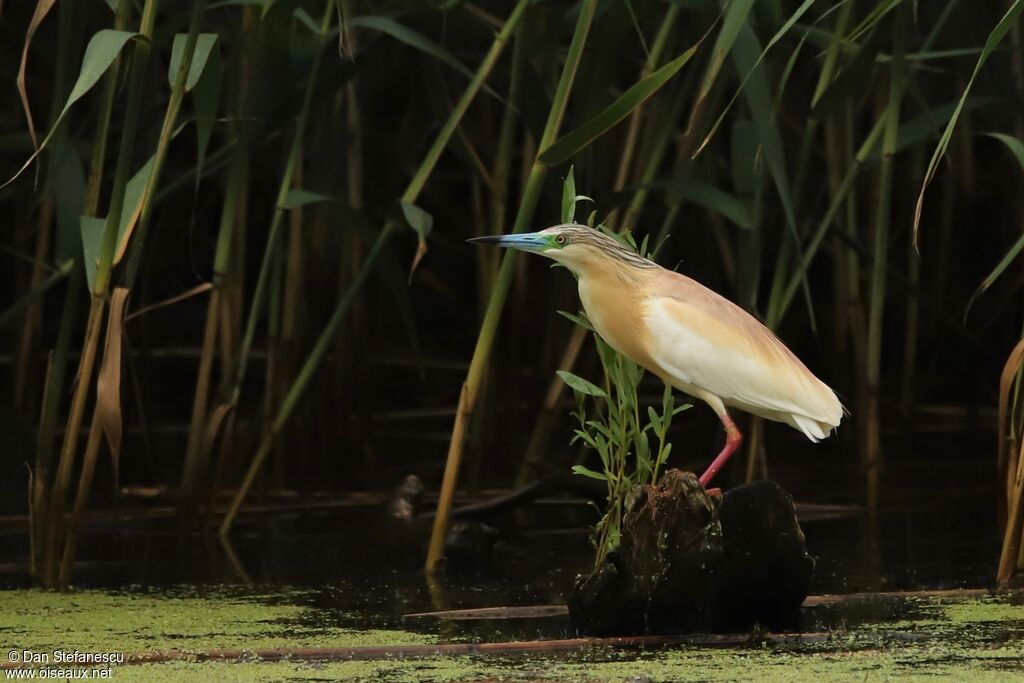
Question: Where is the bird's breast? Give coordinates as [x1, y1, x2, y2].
[577, 276, 658, 374]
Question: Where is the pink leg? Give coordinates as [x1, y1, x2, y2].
[698, 411, 743, 488]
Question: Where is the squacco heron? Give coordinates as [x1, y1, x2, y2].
[470, 224, 843, 487]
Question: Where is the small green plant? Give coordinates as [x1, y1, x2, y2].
[558, 328, 688, 568]
[556, 171, 689, 568]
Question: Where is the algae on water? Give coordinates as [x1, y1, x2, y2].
[2, 589, 1024, 682]
[0, 588, 437, 654]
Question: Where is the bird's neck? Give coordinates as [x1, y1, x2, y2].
[574, 258, 652, 291]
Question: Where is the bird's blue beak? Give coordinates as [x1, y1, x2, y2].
[467, 232, 551, 253]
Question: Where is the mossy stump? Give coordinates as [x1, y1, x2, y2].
[569, 469, 814, 635]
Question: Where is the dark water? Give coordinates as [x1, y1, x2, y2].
[0, 479, 1003, 641]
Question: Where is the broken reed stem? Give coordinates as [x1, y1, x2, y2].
[220, 0, 532, 538]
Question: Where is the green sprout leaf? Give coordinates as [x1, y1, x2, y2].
[282, 189, 338, 210]
[562, 165, 577, 223]
[571, 465, 607, 481]
[400, 201, 433, 281]
[400, 201, 433, 240]
[558, 310, 594, 332]
[557, 370, 607, 398]
[560, 165, 594, 224]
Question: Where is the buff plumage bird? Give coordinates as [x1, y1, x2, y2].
[469, 223, 843, 487]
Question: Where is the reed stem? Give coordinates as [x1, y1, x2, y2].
[59, 0, 209, 586]
[865, 8, 907, 520]
[514, 4, 682, 488]
[426, 0, 600, 570]
[44, 0, 160, 587]
[223, 4, 334, 411]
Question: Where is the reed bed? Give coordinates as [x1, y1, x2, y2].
[0, 0, 1022, 587]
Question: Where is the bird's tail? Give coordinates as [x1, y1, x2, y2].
[790, 414, 836, 442]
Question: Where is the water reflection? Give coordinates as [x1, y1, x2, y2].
[0, 484, 1003, 640]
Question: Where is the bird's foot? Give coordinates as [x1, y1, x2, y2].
[704, 487, 722, 500]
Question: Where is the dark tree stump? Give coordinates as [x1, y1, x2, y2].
[711, 479, 815, 630]
[568, 469, 813, 635]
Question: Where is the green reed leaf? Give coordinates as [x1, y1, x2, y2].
[810, 29, 883, 120]
[538, 44, 699, 166]
[282, 189, 337, 209]
[3, 29, 141, 187]
[168, 33, 219, 91]
[50, 143, 86, 265]
[964, 132, 1024, 316]
[846, 0, 904, 43]
[659, 177, 754, 230]
[914, 0, 1023, 244]
[79, 216, 104, 291]
[349, 16, 477, 84]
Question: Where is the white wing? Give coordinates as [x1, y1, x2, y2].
[643, 294, 842, 436]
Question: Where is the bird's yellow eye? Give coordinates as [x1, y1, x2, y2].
[555, 235, 567, 245]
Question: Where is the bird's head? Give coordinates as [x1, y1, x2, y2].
[468, 224, 654, 277]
